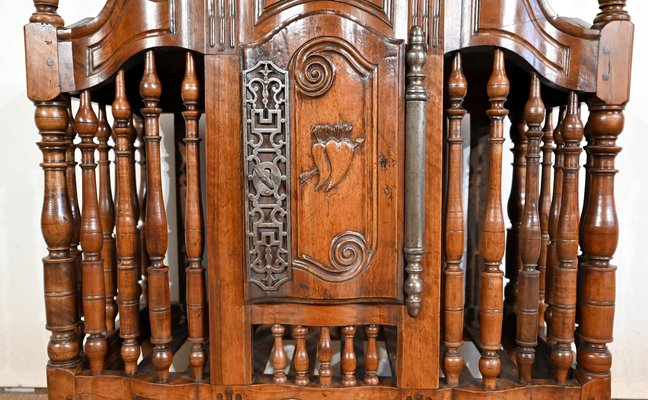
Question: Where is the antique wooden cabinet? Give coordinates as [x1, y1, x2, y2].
[24, 0, 633, 399]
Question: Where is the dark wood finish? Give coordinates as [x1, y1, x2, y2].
[113, 69, 141, 376]
[478, 49, 509, 390]
[182, 52, 207, 382]
[516, 74, 544, 384]
[76, 90, 107, 374]
[97, 104, 117, 333]
[442, 52, 467, 386]
[141, 50, 173, 383]
[538, 108, 554, 330]
[550, 92, 583, 384]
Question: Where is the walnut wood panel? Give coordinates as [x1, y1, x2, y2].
[445, 0, 600, 93]
[56, 0, 205, 93]
[249, 303, 401, 326]
[242, 14, 405, 302]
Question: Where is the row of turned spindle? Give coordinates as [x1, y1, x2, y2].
[270, 325, 382, 387]
[36, 50, 206, 383]
[441, 50, 622, 389]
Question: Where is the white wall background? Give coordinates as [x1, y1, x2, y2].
[0, 1, 646, 398]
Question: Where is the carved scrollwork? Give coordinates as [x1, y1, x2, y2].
[293, 231, 372, 283]
[293, 37, 375, 98]
[243, 60, 292, 291]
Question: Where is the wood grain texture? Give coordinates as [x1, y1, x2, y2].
[538, 108, 554, 331]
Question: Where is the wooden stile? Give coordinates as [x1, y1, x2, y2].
[442, 52, 467, 386]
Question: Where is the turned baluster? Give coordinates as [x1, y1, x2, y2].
[113, 70, 141, 376]
[365, 325, 380, 385]
[442, 53, 467, 386]
[550, 92, 583, 384]
[64, 100, 84, 352]
[515, 74, 545, 384]
[478, 49, 509, 390]
[538, 108, 554, 330]
[76, 91, 107, 374]
[544, 106, 566, 340]
[594, 0, 630, 27]
[141, 50, 173, 383]
[35, 98, 81, 368]
[504, 111, 527, 323]
[271, 324, 288, 384]
[318, 327, 333, 387]
[576, 100, 624, 383]
[30, 0, 63, 25]
[133, 115, 149, 306]
[293, 326, 309, 385]
[97, 105, 117, 333]
[182, 52, 207, 381]
[342, 326, 357, 386]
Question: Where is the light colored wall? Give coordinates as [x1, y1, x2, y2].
[1, 1, 646, 398]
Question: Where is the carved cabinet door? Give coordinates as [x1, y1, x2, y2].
[241, 11, 407, 303]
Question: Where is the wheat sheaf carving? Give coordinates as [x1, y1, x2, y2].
[299, 123, 365, 192]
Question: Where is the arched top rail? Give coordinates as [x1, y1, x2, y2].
[445, 0, 603, 93]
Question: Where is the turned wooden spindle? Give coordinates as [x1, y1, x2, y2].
[365, 325, 380, 385]
[35, 98, 81, 368]
[182, 52, 207, 381]
[113, 70, 141, 376]
[442, 53, 467, 386]
[141, 50, 173, 383]
[538, 108, 554, 330]
[550, 92, 583, 384]
[97, 105, 117, 333]
[64, 100, 84, 351]
[504, 111, 527, 324]
[576, 100, 624, 383]
[594, 0, 630, 27]
[30, 0, 63, 25]
[76, 91, 107, 374]
[271, 324, 288, 384]
[318, 327, 333, 387]
[478, 49, 509, 391]
[133, 115, 149, 306]
[516, 74, 545, 384]
[544, 106, 566, 340]
[342, 326, 357, 386]
[293, 326, 309, 385]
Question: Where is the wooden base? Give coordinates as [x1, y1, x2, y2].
[46, 368, 610, 400]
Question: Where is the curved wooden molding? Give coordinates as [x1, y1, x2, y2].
[57, 0, 204, 92]
[446, 0, 600, 92]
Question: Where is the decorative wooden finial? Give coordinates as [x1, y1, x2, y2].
[594, 0, 630, 27]
[30, 0, 63, 25]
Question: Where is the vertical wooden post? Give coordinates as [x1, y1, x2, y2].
[271, 324, 287, 384]
[114, 70, 141, 376]
[576, 100, 623, 383]
[550, 92, 583, 384]
[293, 326, 309, 385]
[76, 91, 107, 374]
[182, 52, 207, 381]
[538, 108, 554, 330]
[133, 115, 149, 307]
[318, 327, 333, 387]
[97, 105, 117, 333]
[478, 49, 509, 390]
[141, 50, 173, 383]
[36, 98, 81, 369]
[365, 325, 380, 385]
[342, 326, 357, 387]
[516, 74, 545, 384]
[30, 0, 63, 25]
[442, 53, 467, 386]
[544, 106, 566, 339]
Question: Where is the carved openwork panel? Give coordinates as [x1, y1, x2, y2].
[243, 14, 405, 303]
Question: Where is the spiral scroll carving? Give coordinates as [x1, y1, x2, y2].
[294, 231, 371, 283]
[295, 55, 335, 98]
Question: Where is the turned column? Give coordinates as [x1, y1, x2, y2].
[97, 105, 117, 333]
[141, 50, 173, 383]
[442, 53, 467, 386]
[114, 70, 141, 376]
[538, 108, 554, 330]
[478, 49, 509, 390]
[576, 100, 623, 383]
[182, 52, 207, 381]
[76, 91, 107, 374]
[551, 92, 583, 384]
[516, 74, 544, 384]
